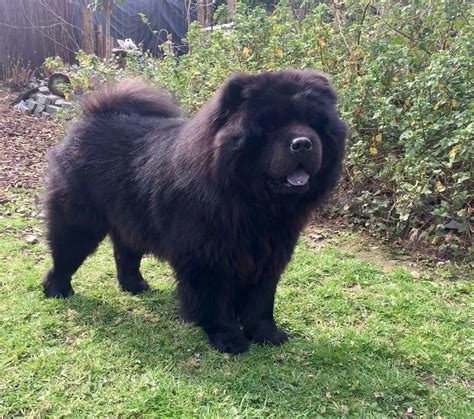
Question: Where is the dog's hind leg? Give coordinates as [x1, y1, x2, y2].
[111, 234, 149, 294]
[43, 212, 107, 298]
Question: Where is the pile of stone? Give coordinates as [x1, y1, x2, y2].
[14, 85, 73, 119]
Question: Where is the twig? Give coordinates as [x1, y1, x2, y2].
[19, 1, 76, 54]
[0, 22, 65, 30]
[38, 0, 82, 49]
[377, 17, 431, 55]
[357, 1, 371, 47]
[333, 5, 351, 54]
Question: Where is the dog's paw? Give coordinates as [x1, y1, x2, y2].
[43, 274, 74, 298]
[244, 322, 288, 345]
[119, 278, 150, 294]
[208, 330, 250, 354]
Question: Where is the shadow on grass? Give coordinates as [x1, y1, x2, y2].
[60, 288, 429, 415]
[63, 287, 399, 365]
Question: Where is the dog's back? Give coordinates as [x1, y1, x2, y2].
[82, 79, 180, 119]
[42, 80, 183, 297]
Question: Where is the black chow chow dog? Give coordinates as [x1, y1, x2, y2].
[42, 70, 346, 354]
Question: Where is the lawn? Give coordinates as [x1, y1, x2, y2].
[1, 190, 472, 417]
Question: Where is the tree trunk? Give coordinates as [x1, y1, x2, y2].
[104, 1, 112, 63]
[80, 5, 93, 54]
[95, 24, 104, 58]
[197, 0, 211, 27]
[228, 0, 236, 15]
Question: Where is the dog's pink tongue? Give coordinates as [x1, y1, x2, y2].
[287, 168, 309, 186]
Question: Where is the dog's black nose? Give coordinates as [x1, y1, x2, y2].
[290, 137, 312, 152]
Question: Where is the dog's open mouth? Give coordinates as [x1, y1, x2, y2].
[266, 167, 311, 195]
[286, 167, 310, 187]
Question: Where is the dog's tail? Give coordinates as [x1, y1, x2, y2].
[82, 79, 181, 119]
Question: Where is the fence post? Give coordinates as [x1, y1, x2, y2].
[95, 24, 104, 58]
[80, 5, 94, 54]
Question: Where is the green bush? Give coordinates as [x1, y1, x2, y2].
[149, 1, 473, 254]
[48, 1, 473, 254]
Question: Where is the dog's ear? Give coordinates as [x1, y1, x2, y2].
[218, 73, 253, 113]
[304, 70, 338, 103]
[305, 69, 331, 85]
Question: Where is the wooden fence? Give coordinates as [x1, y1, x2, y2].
[0, 0, 237, 80]
[0, 0, 79, 77]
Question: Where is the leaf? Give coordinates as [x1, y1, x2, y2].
[457, 223, 468, 233]
[137, 12, 149, 25]
[444, 219, 461, 230]
[242, 47, 250, 58]
[434, 101, 442, 110]
[400, 212, 410, 221]
[448, 145, 459, 159]
[391, 36, 403, 45]
[374, 134, 382, 143]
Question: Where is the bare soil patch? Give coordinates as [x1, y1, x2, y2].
[308, 213, 470, 278]
[0, 84, 59, 190]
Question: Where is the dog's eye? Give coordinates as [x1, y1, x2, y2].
[310, 112, 328, 131]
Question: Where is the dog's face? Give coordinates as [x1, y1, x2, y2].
[259, 121, 323, 195]
[211, 70, 346, 199]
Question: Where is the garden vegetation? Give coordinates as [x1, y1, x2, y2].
[46, 1, 473, 256]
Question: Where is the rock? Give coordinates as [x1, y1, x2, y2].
[309, 232, 326, 241]
[14, 100, 28, 113]
[25, 98, 36, 111]
[36, 93, 59, 105]
[12, 85, 71, 119]
[55, 99, 73, 108]
[36, 93, 48, 104]
[46, 104, 60, 115]
[34, 103, 46, 115]
[45, 94, 60, 105]
[25, 235, 38, 244]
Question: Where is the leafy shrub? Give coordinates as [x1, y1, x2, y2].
[149, 1, 473, 254]
[47, 1, 473, 254]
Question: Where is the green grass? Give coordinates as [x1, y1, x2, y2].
[1, 191, 473, 416]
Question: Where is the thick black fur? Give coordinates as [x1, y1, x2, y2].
[42, 70, 346, 354]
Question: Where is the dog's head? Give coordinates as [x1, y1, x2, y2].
[204, 70, 347, 202]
